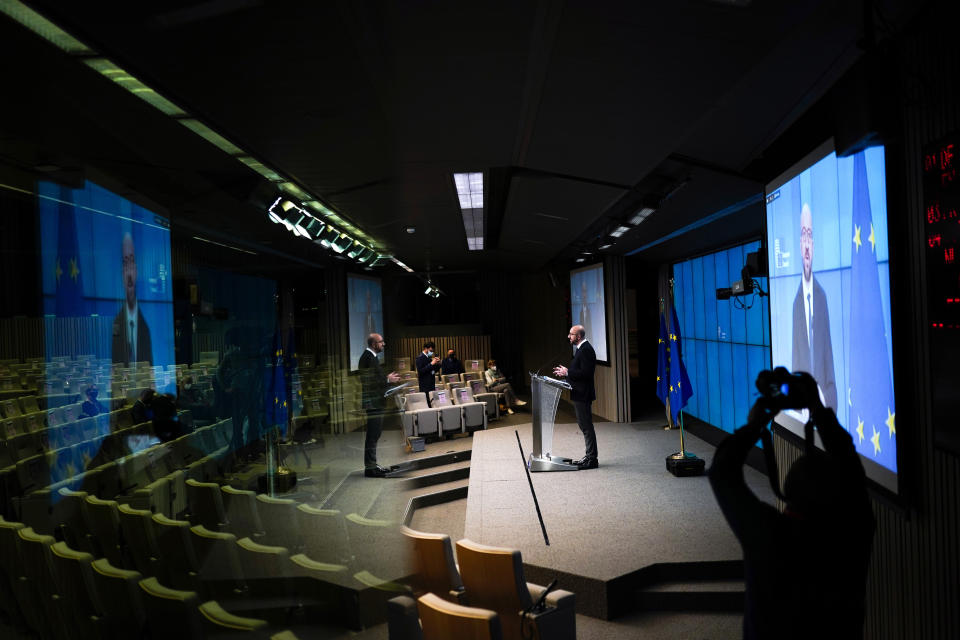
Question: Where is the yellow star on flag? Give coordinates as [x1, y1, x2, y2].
[670, 333, 677, 342]
[886, 407, 896, 438]
[853, 224, 862, 252]
[870, 426, 881, 456]
[657, 375, 661, 382]
[69, 257, 79, 281]
[669, 384, 674, 393]
[55, 258, 63, 284]
[658, 337, 663, 344]
[855, 415, 864, 444]
[868, 223, 875, 253]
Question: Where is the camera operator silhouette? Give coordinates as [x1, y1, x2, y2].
[709, 368, 875, 640]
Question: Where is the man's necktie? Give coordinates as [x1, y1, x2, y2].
[807, 292, 813, 368]
[130, 319, 136, 363]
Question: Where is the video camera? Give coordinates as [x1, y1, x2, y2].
[716, 249, 768, 300]
[755, 367, 809, 412]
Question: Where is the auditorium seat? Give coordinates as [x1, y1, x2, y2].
[296, 504, 350, 565]
[466, 379, 500, 421]
[221, 485, 265, 539]
[83, 495, 124, 567]
[0, 516, 29, 628]
[189, 524, 245, 599]
[400, 392, 441, 439]
[117, 503, 163, 578]
[18, 526, 71, 639]
[138, 576, 205, 639]
[417, 591, 503, 640]
[49, 540, 104, 638]
[451, 387, 487, 432]
[197, 599, 269, 636]
[429, 389, 464, 436]
[345, 512, 409, 578]
[55, 487, 93, 552]
[91, 558, 146, 638]
[255, 494, 300, 551]
[402, 527, 465, 603]
[455, 539, 576, 640]
[186, 478, 229, 530]
[151, 513, 201, 591]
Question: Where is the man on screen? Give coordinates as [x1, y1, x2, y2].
[112, 232, 152, 366]
[791, 204, 837, 411]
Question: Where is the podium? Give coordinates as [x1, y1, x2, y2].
[528, 373, 578, 472]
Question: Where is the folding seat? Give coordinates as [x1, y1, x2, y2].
[58, 420, 82, 448]
[296, 505, 350, 565]
[18, 526, 71, 639]
[1, 416, 19, 439]
[455, 539, 576, 640]
[46, 445, 80, 486]
[54, 487, 93, 552]
[255, 494, 301, 551]
[15, 452, 51, 498]
[221, 485, 264, 539]
[197, 599, 269, 636]
[235, 536, 294, 617]
[467, 379, 501, 421]
[21, 410, 46, 433]
[1, 398, 21, 418]
[75, 437, 101, 472]
[138, 576, 205, 639]
[76, 416, 97, 442]
[402, 527, 465, 602]
[441, 373, 461, 386]
[90, 558, 147, 638]
[188, 525, 245, 599]
[117, 503, 163, 578]
[461, 371, 482, 383]
[186, 478, 229, 530]
[344, 512, 409, 578]
[399, 392, 441, 439]
[92, 459, 122, 499]
[49, 541, 104, 639]
[152, 513, 201, 591]
[286, 553, 352, 625]
[0, 516, 29, 628]
[417, 592, 503, 640]
[83, 495, 124, 567]
[128, 475, 172, 517]
[0, 437, 15, 470]
[452, 386, 489, 432]
[429, 389, 464, 436]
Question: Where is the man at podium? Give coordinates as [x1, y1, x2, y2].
[553, 324, 598, 469]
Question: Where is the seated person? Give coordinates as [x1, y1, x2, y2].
[483, 359, 527, 414]
[81, 384, 105, 418]
[441, 349, 465, 376]
[179, 375, 206, 405]
[151, 392, 183, 443]
[131, 388, 156, 424]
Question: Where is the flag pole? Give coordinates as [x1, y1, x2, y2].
[666, 278, 702, 473]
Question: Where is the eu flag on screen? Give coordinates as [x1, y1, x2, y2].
[848, 151, 896, 471]
[657, 311, 669, 404]
[54, 199, 86, 317]
[668, 305, 693, 423]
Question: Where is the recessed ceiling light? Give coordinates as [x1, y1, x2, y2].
[575, 257, 586, 263]
[609, 225, 631, 238]
[406, 226, 416, 234]
[599, 243, 613, 250]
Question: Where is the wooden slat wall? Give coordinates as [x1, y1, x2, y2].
[391, 336, 491, 373]
[593, 256, 630, 422]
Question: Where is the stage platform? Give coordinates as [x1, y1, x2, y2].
[464, 417, 776, 619]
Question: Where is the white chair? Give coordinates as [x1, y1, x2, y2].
[452, 387, 488, 432]
[467, 379, 500, 421]
[429, 389, 464, 436]
[399, 393, 441, 439]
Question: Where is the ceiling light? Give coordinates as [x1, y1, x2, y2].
[609, 225, 631, 238]
[599, 243, 613, 250]
[406, 226, 416, 234]
[301, 218, 324, 239]
[330, 234, 352, 253]
[629, 207, 656, 225]
[316, 226, 340, 247]
[369, 255, 390, 268]
[454, 171, 484, 251]
[575, 258, 586, 263]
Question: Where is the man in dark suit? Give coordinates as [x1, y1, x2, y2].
[791, 204, 837, 412]
[359, 333, 401, 477]
[112, 232, 153, 366]
[554, 324, 598, 469]
[440, 349, 464, 376]
[415, 340, 441, 406]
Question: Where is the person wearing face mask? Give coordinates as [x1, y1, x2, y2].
[416, 341, 442, 406]
[483, 359, 526, 415]
[441, 349, 464, 376]
[81, 384, 105, 418]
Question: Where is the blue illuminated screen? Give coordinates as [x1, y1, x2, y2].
[766, 141, 897, 492]
[673, 241, 771, 435]
[348, 274, 384, 370]
[569, 263, 608, 362]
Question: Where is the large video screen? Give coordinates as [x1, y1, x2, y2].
[674, 241, 771, 435]
[570, 263, 608, 363]
[347, 274, 383, 370]
[766, 141, 897, 492]
[39, 180, 175, 390]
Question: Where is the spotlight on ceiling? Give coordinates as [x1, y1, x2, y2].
[347, 243, 368, 260]
[315, 226, 340, 247]
[369, 254, 390, 268]
[330, 233, 353, 254]
[301, 217, 324, 240]
[598, 243, 613, 250]
[423, 282, 443, 298]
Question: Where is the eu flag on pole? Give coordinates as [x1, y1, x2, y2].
[265, 328, 288, 433]
[848, 150, 896, 471]
[667, 304, 693, 423]
[656, 310, 669, 405]
[54, 197, 86, 317]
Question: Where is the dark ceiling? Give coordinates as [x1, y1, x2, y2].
[0, 0, 917, 275]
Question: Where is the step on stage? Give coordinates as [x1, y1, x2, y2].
[464, 419, 776, 619]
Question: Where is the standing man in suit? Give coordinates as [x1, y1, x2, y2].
[359, 333, 401, 477]
[791, 204, 837, 412]
[554, 324, 598, 469]
[416, 341, 441, 406]
[112, 232, 152, 366]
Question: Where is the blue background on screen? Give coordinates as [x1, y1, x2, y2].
[39, 180, 174, 379]
[673, 241, 771, 435]
[766, 146, 896, 474]
[570, 263, 608, 362]
[348, 275, 384, 370]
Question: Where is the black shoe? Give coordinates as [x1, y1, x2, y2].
[577, 458, 598, 470]
[364, 466, 389, 478]
[571, 457, 587, 466]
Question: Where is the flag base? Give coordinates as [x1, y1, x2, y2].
[666, 453, 705, 477]
[258, 466, 298, 494]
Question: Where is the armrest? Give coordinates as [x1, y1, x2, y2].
[386, 595, 422, 640]
[524, 583, 576, 640]
[526, 582, 575, 610]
